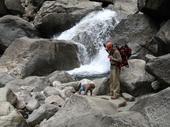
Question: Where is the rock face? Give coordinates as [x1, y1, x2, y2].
[131, 87, 170, 127]
[146, 53, 170, 86]
[0, 15, 37, 50]
[120, 59, 154, 96]
[113, 0, 138, 18]
[40, 95, 117, 127]
[154, 20, 170, 55]
[0, 37, 80, 78]
[137, 0, 170, 20]
[111, 14, 158, 59]
[33, 0, 101, 37]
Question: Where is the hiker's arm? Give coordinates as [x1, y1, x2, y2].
[109, 51, 122, 63]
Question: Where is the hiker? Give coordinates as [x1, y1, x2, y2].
[105, 40, 122, 99]
[78, 79, 95, 96]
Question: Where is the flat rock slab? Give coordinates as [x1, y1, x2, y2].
[97, 96, 127, 108]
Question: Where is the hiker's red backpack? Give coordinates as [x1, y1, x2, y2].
[117, 44, 132, 68]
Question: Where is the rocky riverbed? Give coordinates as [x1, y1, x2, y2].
[0, 0, 170, 127]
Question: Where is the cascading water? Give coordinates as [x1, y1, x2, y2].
[53, 9, 119, 77]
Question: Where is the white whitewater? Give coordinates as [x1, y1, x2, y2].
[53, 9, 118, 77]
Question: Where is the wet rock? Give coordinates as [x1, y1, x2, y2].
[146, 53, 170, 86]
[33, 0, 101, 37]
[0, 15, 37, 49]
[111, 14, 158, 59]
[131, 87, 170, 127]
[27, 104, 58, 127]
[0, 102, 28, 127]
[138, 0, 170, 20]
[0, 37, 80, 78]
[120, 59, 155, 96]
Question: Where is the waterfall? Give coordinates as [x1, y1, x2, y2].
[53, 9, 118, 77]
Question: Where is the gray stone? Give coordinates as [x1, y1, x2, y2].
[155, 20, 170, 55]
[0, 0, 8, 16]
[27, 104, 58, 127]
[120, 59, 155, 96]
[0, 15, 37, 49]
[137, 0, 170, 20]
[0, 102, 28, 127]
[151, 80, 160, 91]
[122, 93, 135, 102]
[33, 0, 101, 37]
[146, 53, 170, 86]
[6, 76, 50, 92]
[111, 14, 158, 59]
[43, 86, 60, 97]
[145, 54, 157, 63]
[48, 71, 75, 83]
[26, 98, 40, 111]
[40, 95, 117, 127]
[131, 87, 170, 127]
[45, 95, 65, 107]
[0, 37, 80, 78]
[110, 111, 150, 127]
[93, 77, 108, 95]
[0, 87, 17, 105]
[0, 72, 15, 87]
[5, 0, 25, 14]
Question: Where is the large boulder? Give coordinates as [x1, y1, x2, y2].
[131, 87, 170, 127]
[0, 15, 37, 50]
[0, 37, 80, 78]
[106, 111, 150, 127]
[154, 20, 170, 55]
[0, 102, 29, 127]
[33, 0, 101, 37]
[47, 71, 75, 83]
[27, 104, 58, 127]
[6, 76, 50, 92]
[120, 59, 155, 96]
[5, 0, 25, 14]
[146, 53, 170, 86]
[40, 95, 117, 127]
[111, 14, 158, 59]
[113, 0, 138, 18]
[137, 0, 170, 20]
